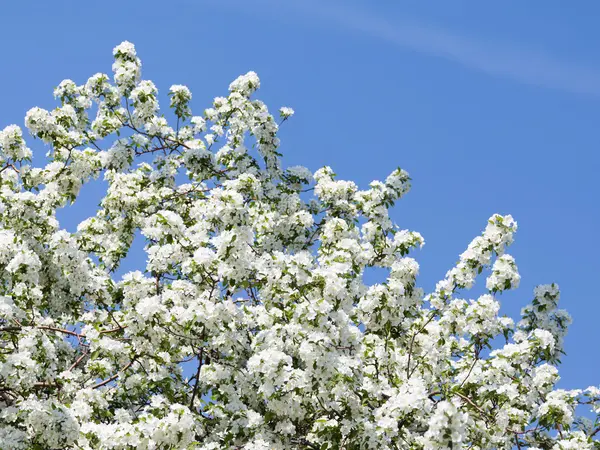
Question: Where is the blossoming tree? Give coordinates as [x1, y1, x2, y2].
[0, 41, 598, 450]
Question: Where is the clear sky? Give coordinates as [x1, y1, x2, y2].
[1, 0, 599, 391]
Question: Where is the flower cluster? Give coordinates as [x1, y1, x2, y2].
[0, 42, 598, 450]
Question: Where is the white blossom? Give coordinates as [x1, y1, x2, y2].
[0, 41, 596, 450]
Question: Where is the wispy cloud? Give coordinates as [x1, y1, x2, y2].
[200, 0, 600, 97]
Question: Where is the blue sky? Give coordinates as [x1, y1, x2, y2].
[1, 0, 599, 390]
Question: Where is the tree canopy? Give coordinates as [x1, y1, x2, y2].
[0, 41, 598, 449]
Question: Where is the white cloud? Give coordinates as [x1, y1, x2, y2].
[198, 0, 600, 96]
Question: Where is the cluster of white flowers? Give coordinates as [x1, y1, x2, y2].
[170, 84, 192, 119]
[0, 125, 31, 162]
[486, 254, 521, 293]
[0, 41, 598, 449]
[279, 107, 295, 119]
[112, 40, 141, 95]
